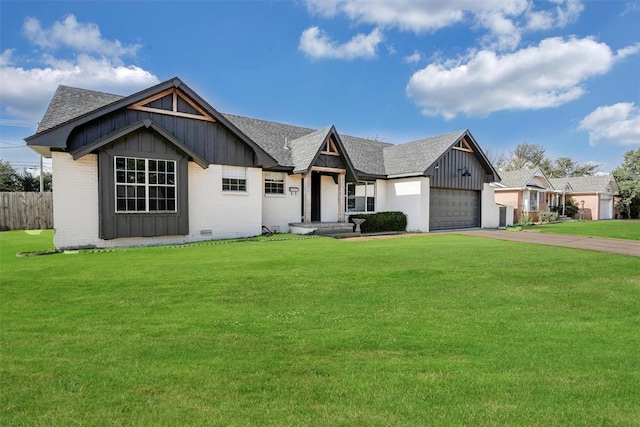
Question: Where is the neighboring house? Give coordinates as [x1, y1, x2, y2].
[492, 169, 558, 223]
[26, 77, 503, 249]
[549, 175, 619, 220]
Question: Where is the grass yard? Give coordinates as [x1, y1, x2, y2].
[537, 220, 640, 241]
[1, 230, 639, 426]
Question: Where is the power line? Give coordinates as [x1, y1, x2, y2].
[0, 140, 26, 146]
[0, 118, 38, 127]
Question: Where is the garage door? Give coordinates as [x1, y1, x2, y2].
[430, 188, 480, 230]
[599, 196, 613, 220]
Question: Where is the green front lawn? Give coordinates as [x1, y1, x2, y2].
[538, 220, 640, 241]
[2, 230, 639, 426]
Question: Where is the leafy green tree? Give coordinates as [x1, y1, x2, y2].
[21, 169, 52, 192]
[0, 160, 21, 191]
[545, 156, 599, 178]
[500, 143, 547, 171]
[496, 143, 599, 177]
[613, 148, 640, 219]
[0, 160, 52, 192]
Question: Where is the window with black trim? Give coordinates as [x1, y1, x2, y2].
[222, 166, 247, 192]
[346, 181, 376, 212]
[264, 172, 285, 195]
[115, 156, 176, 213]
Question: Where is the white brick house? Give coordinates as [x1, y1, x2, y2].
[26, 78, 502, 249]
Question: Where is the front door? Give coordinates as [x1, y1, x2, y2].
[311, 172, 321, 221]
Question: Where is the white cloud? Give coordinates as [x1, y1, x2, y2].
[0, 15, 158, 123]
[23, 15, 140, 61]
[528, 0, 583, 30]
[304, 0, 583, 51]
[477, 10, 522, 50]
[0, 49, 13, 66]
[404, 50, 422, 64]
[578, 103, 640, 145]
[406, 37, 635, 119]
[1, 56, 158, 122]
[299, 26, 383, 60]
[616, 43, 640, 60]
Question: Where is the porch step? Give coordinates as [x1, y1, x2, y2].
[289, 222, 355, 236]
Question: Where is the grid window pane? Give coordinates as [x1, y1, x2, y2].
[346, 181, 375, 212]
[114, 157, 177, 213]
[264, 172, 285, 194]
[222, 177, 247, 192]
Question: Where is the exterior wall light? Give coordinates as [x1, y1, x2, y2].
[459, 167, 471, 177]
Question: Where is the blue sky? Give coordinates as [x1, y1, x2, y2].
[1, 0, 639, 174]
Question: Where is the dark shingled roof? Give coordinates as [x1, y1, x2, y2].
[222, 113, 392, 175]
[221, 113, 315, 167]
[31, 82, 492, 179]
[550, 175, 619, 193]
[496, 169, 542, 188]
[383, 130, 467, 176]
[289, 127, 333, 173]
[37, 86, 124, 133]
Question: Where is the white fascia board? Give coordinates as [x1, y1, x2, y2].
[386, 172, 424, 179]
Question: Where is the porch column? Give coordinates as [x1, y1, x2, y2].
[303, 173, 312, 223]
[338, 172, 345, 223]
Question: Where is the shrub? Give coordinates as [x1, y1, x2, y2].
[551, 199, 579, 217]
[348, 211, 407, 233]
[538, 210, 559, 223]
[518, 214, 533, 226]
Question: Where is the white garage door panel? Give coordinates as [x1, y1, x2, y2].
[599, 196, 613, 220]
[430, 189, 480, 230]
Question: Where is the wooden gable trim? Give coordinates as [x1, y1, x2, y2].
[127, 88, 215, 123]
[320, 136, 340, 156]
[311, 166, 346, 174]
[452, 136, 473, 153]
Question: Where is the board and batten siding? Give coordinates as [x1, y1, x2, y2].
[428, 148, 491, 190]
[67, 108, 256, 167]
[98, 128, 190, 240]
[314, 153, 345, 170]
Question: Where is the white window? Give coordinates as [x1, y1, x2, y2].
[115, 156, 177, 213]
[222, 166, 247, 192]
[346, 181, 376, 212]
[264, 172, 285, 195]
[529, 191, 539, 211]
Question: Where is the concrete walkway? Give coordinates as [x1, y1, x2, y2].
[456, 229, 640, 257]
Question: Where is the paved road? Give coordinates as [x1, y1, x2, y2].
[456, 229, 640, 257]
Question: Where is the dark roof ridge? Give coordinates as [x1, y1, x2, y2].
[399, 129, 468, 146]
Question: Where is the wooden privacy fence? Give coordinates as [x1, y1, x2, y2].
[0, 192, 53, 231]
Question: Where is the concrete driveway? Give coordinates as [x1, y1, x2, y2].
[456, 229, 640, 257]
